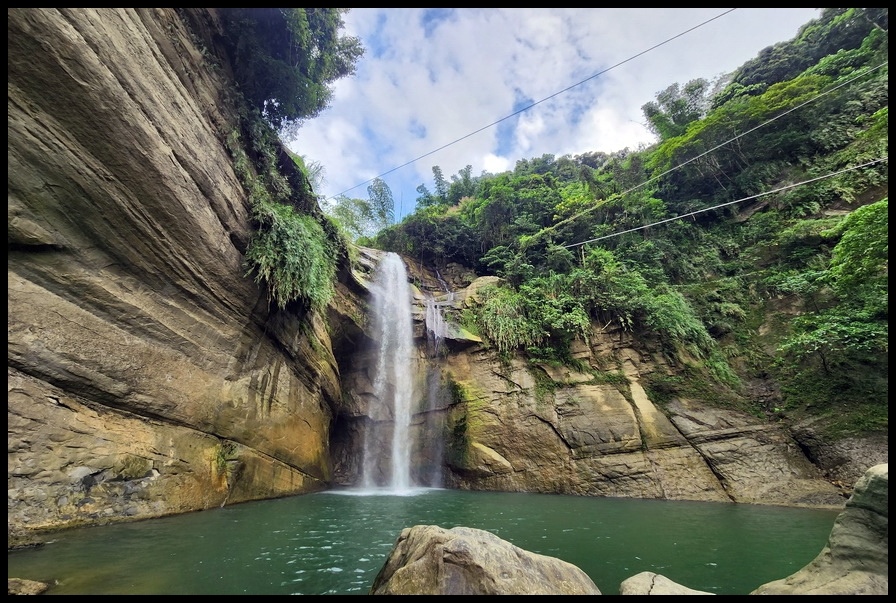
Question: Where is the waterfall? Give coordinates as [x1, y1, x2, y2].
[424, 297, 448, 358]
[424, 268, 454, 358]
[361, 252, 416, 493]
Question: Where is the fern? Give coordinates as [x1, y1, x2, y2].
[246, 199, 336, 311]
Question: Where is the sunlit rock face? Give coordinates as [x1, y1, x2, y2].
[8, 8, 356, 542]
[434, 337, 845, 507]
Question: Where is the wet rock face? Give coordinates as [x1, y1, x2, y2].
[8, 8, 350, 540]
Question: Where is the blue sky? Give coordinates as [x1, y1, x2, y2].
[290, 8, 820, 223]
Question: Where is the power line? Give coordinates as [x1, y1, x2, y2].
[539, 61, 888, 242]
[562, 157, 889, 249]
[329, 8, 739, 200]
[535, 61, 888, 246]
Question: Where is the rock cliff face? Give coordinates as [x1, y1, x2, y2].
[7, 8, 362, 542]
[6, 8, 884, 549]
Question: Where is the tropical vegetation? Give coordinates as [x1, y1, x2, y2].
[213, 8, 887, 438]
[215, 8, 363, 312]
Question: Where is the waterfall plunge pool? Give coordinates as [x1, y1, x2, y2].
[8, 487, 840, 595]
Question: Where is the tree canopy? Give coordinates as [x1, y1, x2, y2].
[220, 8, 363, 132]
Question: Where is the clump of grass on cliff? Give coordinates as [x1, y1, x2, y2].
[246, 200, 336, 312]
[226, 121, 337, 312]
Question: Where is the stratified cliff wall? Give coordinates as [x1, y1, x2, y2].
[337, 262, 864, 510]
[8, 8, 357, 542]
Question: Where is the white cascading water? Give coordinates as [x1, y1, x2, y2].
[424, 268, 453, 358]
[424, 297, 447, 358]
[361, 252, 416, 493]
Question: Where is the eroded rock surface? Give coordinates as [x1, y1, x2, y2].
[430, 308, 846, 508]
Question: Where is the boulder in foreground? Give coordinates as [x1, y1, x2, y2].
[369, 524, 601, 595]
[619, 571, 714, 595]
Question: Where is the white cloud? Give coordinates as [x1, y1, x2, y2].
[291, 7, 820, 221]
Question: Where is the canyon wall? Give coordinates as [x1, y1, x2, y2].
[8, 8, 362, 543]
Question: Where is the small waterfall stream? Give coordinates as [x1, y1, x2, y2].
[356, 252, 451, 494]
[424, 268, 453, 358]
[424, 297, 447, 358]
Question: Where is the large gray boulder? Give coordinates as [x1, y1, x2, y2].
[751, 463, 888, 595]
[619, 572, 713, 595]
[369, 525, 601, 595]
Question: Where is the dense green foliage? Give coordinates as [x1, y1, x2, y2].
[245, 200, 337, 312]
[220, 8, 363, 132]
[226, 123, 340, 312]
[365, 7, 888, 436]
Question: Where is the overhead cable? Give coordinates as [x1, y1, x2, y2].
[542, 61, 889, 241]
[328, 8, 739, 200]
[562, 157, 889, 249]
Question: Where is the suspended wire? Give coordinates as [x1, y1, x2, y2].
[540, 61, 889, 243]
[328, 8, 739, 200]
[562, 157, 889, 249]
